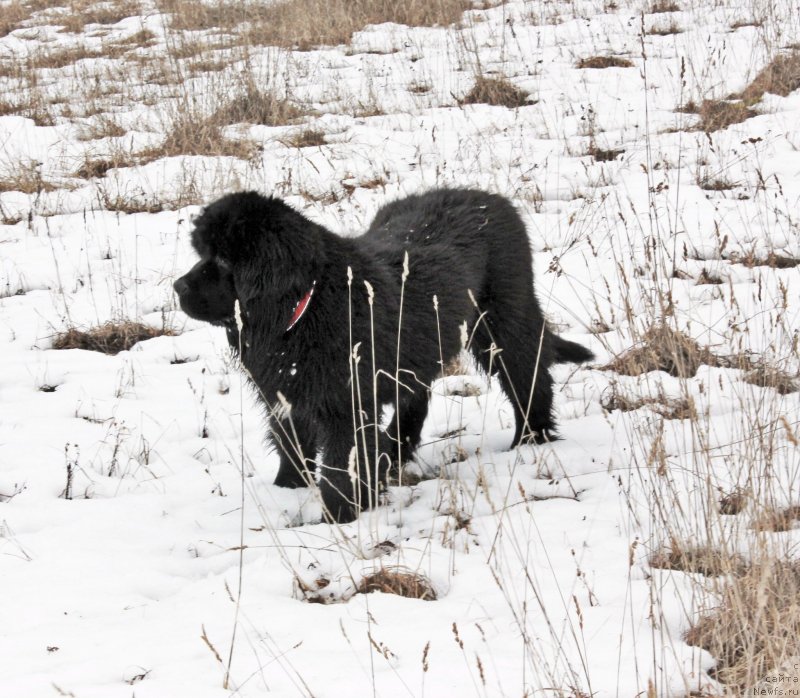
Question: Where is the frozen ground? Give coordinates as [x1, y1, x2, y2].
[1, 0, 799, 696]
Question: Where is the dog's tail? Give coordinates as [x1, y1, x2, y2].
[550, 333, 595, 364]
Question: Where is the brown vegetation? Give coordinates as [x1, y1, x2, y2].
[606, 325, 717, 378]
[576, 56, 634, 69]
[686, 560, 800, 691]
[358, 567, 437, 600]
[53, 322, 175, 355]
[461, 75, 530, 108]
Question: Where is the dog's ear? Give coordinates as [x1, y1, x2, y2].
[231, 217, 327, 305]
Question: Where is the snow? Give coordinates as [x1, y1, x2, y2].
[1, 0, 799, 695]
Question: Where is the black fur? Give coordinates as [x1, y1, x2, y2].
[174, 189, 593, 522]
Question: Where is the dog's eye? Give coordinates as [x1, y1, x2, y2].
[215, 257, 232, 271]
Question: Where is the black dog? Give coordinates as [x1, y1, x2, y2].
[173, 189, 593, 522]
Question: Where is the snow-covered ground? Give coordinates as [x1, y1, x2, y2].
[1, 0, 799, 695]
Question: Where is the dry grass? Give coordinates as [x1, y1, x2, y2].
[76, 115, 128, 141]
[0, 0, 31, 37]
[646, 21, 682, 35]
[601, 390, 694, 419]
[114, 28, 157, 47]
[697, 175, 735, 191]
[0, 95, 56, 126]
[693, 51, 799, 132]
[461, 75, 530, 108]
[696, 268, 724, 285]
[686, 560, 800, 691]
[719, 489, 748, 515]
[408, 81, 432, 94]
[650, 544, 747, 576]
[157, 0, 471, 49]
[607, 324, 718, 378]
[728, 250, 799, 269]
[97, 181, 204, 213]
[589, 144, 624, 162]
[358, 567, 437, 601]
[280, 129, 327, 148]
[697, 99, 757, 132]
[740, 50, 800, 102]
[214, 83, 311, 127]
[743, 364, 799, 395]
[73, 143, 143, 179]
[57, 0, 142, 33]
[138, 99, 261, 162]
[753, 506, 800, 532]
[576, 55, 634, 69]
[28, 44, 107, 70]
[648, 0, 680, 11]
[0, 161, 57, 195]
[53, 322, 175, 355]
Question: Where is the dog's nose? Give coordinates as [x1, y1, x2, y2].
[173, 277, 189, 296]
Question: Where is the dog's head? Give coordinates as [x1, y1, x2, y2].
[173, 192, 324, 325]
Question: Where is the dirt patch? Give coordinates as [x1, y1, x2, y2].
[53, 322, 175, 355]
[358, 568, 437, 601]
[606, 325, 718, 378]
[461, 75, 531, 108]
[686, 560, 800, 691]
[576, 56, 634, 69]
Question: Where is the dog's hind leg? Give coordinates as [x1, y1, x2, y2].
[272, 415, 318, 488]
[386, 390, 430, 465]
[469, 298, 557, 447]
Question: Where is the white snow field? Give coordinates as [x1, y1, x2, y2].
[1, 0, 799, 696]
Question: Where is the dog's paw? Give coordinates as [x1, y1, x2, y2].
[274, 466, 310, 489]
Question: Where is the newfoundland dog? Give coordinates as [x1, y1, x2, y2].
[173, 189, 593, 522]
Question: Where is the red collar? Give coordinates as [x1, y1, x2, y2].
[285, 281, 316, 332]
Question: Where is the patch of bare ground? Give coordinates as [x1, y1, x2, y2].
[0, 161, 56, 194]
[28, 45, 106, 71]
[97, 181, 204, 213]
[730, 18, 763, 30]
[588, 144, 624, 162]
[695, 268, 724, 285]
[53, 322, 175, 355]
[0, 0, 31, 37]
[408, 81, 432, 94]
[156, 0, 471, 49]
[719, 489, 748, 515]
[72, 145, 143, 179]
[686, 559, 800, 691]
[114, 28, 157, 47]
[688, 50, 799, 131]
[727, 250, 799, 269]
[606, 324, 718, 378]
[56, 0, 142, 33]
[280, 128, 326, 148]
[697, 175, 736, 191]
[576, 55, 634, 69]
[214, 82, 311, 127]
[358, 567, 437, 601]
[646, 21, 682, 35]
[743, 364, 799, 395]
[76, 115, 128, 141]
[696, 99, 757, 132]
[601, 389, 694, 419]
[461, 75, 530, 108]
[138, 101, 261, 162]
[754, 506, 800, 532]
[650, 543, 748, 576]
[648, 0, 680, 11]
[740, 50, 800, 101]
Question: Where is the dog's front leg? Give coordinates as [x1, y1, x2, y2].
[317, 423, 362, 523]
[271, 415, 318, 489]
